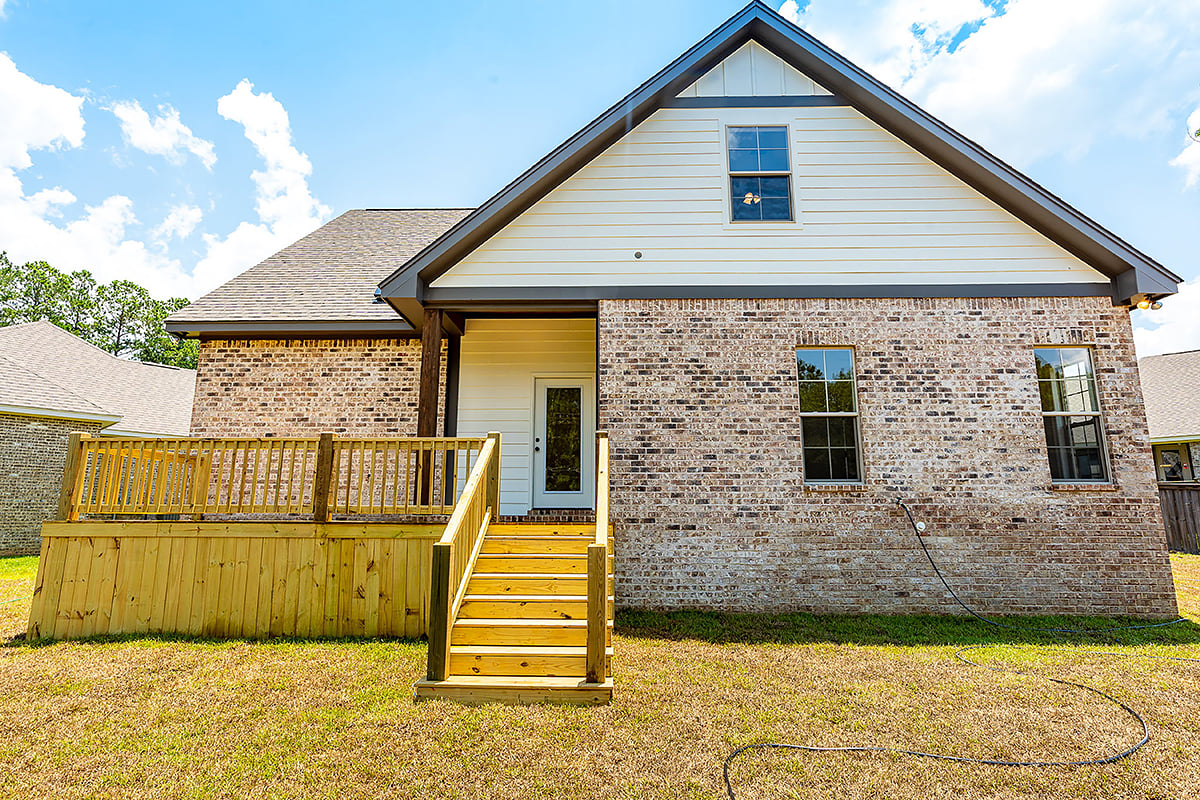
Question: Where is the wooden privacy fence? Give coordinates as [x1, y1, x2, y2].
[58, 433, 488, 521]
[426, 434, 501, 681]
[1159, 483, 1200, 554]
[27, 522, 440, 641]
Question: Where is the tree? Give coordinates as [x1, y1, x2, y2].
[0, 252, 198, 369]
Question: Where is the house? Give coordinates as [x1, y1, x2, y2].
[1139, 350, 1200, 483]
[161, 0, 1180, 624]
[0, 321, 196, 555]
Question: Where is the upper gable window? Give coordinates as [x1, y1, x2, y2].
[728, 126, 792, 222]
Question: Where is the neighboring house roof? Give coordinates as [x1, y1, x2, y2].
[0, 321, 196, 436]
[0, 352, 120, 424]
[377, 0, 1181, 325]
[1139, 350, 1200, 443]
[165, 208, 471, 337]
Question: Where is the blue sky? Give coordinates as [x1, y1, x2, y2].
[1, 0, 1198, 354]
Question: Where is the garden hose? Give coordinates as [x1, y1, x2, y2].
[722, 500, 1198, 800]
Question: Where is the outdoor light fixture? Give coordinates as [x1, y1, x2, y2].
[1136, 299, 1164, 311]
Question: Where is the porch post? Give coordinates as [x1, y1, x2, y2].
[417, 308, 443, 437]
[417, 308, 443, 505]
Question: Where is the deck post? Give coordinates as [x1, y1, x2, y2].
[56, 432, 88, 521]
[427, 541, 454, 681]
[485, 431, 501, 514]
[585, 543, 607, 684]
[312, 432, 335, 522]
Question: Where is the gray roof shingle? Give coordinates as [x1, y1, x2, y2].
[167, 209, 471, 329]
[1139, 350, 1200, 442]
[0, 321, 196, 435]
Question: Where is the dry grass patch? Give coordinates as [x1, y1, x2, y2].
[0, 554, 1197, 799]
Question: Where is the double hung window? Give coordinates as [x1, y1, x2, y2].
[1035, 347, 1109, 482]
[797, 348, 860, 482]
[728, 126, 792, 222]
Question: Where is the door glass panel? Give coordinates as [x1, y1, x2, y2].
[545, 387, 582, 492]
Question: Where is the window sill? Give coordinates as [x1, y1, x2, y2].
[803, 483, 868, 492]
[1048, 482, 1118, 492]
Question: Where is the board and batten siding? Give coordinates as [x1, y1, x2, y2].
[456, 318, 596, 517]
[431, 104, 1108, 290]
[675, 40, 833, 98]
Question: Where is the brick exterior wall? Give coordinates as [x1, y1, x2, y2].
[599, 297, 1178, 617]
[0, 413, 103, 556]
[190, 338, 444, 437]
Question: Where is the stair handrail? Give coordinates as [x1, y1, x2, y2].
[586, 430, 610, 684]
[426, 431, 501, 682]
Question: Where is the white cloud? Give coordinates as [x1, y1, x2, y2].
[781, 0, 995, 88]
[152, 203, 202, 243]
[1169, 106, 1200, 188]
[0, 51, 84, 169]
[0, 52, 330, 301]
[1134, 280, 1200, 357]
[109, 100, 216, 170]
[781, 0, 1200, 169]
[0, 52, 198, 297]
[191, 79, 330, 291]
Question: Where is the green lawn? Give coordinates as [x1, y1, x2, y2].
[0, 553, 1197, 799]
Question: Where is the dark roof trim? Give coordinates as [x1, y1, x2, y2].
[664, 94, 848, 108]
[424, 282, 1112, 307]
[377, 0, 1179, 313]
[165, 319, 418, 339]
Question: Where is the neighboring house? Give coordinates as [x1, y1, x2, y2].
[166, 2, 1180, 617]
[1139, 349, 1200, 483]
[0, 321, 196, 555]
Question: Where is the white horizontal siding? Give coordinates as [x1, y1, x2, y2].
[432, 103, 1107, 291]
[676, 40, 832, 97]
[456, 318, 596, 517]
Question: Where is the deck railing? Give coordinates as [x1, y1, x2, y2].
[426, 432, 501, 681]
[586, 430, 611, 684]
[57, 432, 488, 522]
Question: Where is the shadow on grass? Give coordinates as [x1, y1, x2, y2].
[615, 609, 1200, 648]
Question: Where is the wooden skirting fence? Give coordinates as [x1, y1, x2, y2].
[27, 522, 442, 641]
[1159, 482, 1200, 554]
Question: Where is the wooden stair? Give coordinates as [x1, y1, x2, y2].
[414, 524, 614, 705]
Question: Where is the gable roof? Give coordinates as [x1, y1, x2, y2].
[0, 321, 196, 436]
[166, 208, 471, 337]
[1139, 350, 1200, 442]
[377, 1, 1180, 325]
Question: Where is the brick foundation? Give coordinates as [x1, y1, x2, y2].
[598, 297, 1178, 617]
[0, 414, 103, 555]
[190, 337, 444, 437]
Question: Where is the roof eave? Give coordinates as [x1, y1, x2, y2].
[164, 319, 418, 339]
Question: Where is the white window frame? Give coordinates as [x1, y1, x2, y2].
[796, 347, 864, 485]
[724, 124, 796, 226]
[1034, 346, 1112, 484]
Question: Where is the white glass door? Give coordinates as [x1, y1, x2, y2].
[532, 377, 595, 508]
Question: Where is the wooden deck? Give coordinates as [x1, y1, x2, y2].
[28, 429, 616, 706]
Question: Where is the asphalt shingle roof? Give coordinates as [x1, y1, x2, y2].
[1139, 350, 1200, 442]
[0, 321, 196, 435]
[167, 209, 471, 327]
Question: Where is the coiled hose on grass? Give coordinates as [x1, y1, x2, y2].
[722, 500, 1198, 799]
